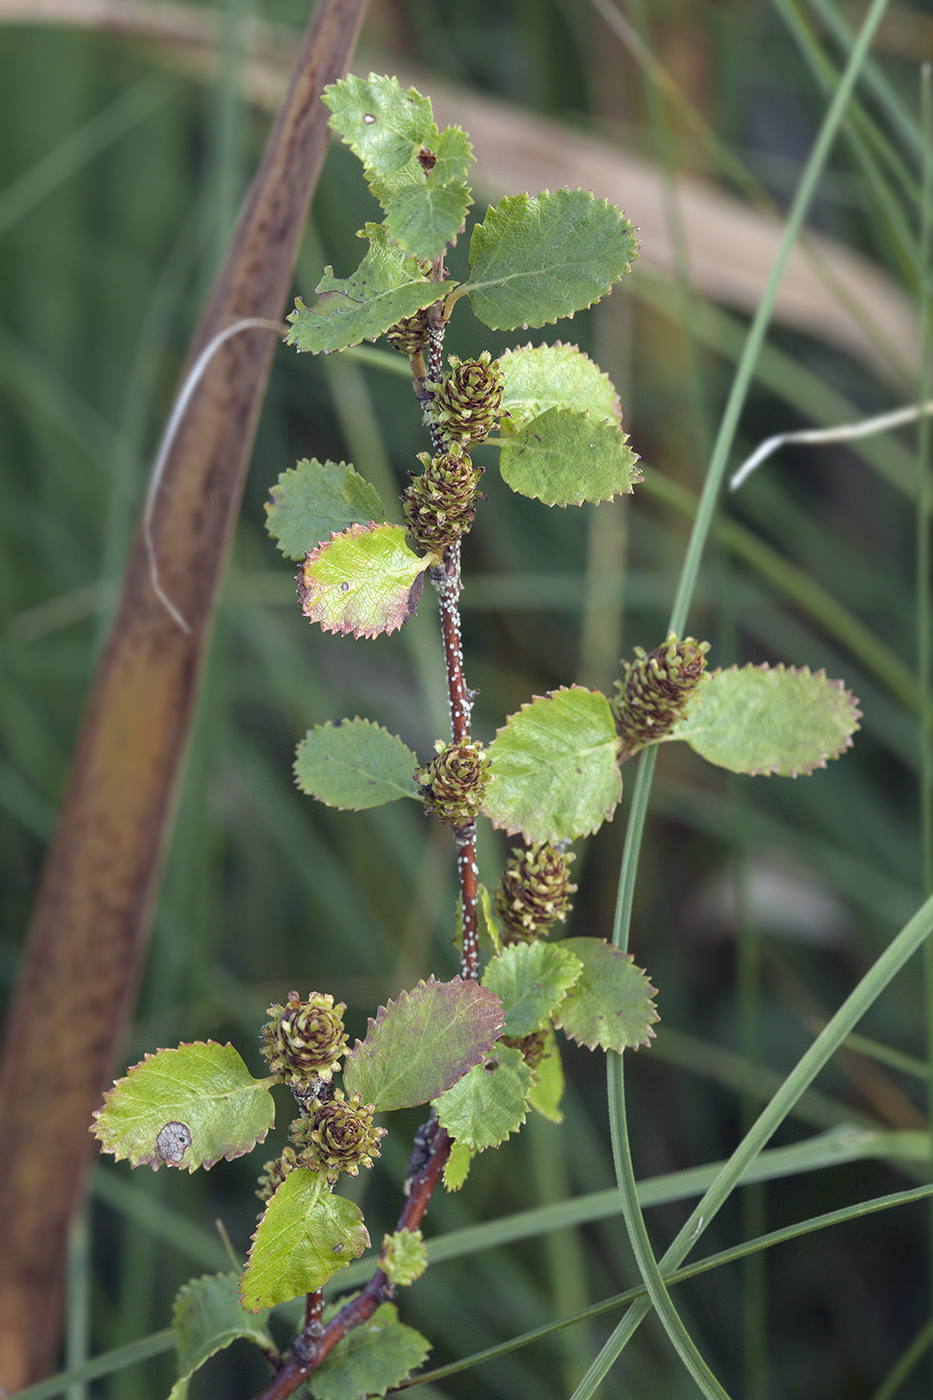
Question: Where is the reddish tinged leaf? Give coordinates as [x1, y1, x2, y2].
[343, 976, 506, 1111]
[297, 522, 434, 639]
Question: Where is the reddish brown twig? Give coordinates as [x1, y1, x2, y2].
[257, 272, 480, 1400]
[255, 1118, 452, 1400]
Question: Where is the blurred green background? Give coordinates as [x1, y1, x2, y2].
[1, 1, 932, 1396]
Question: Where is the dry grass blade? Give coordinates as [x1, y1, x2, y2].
[0, 0, 367, 1387]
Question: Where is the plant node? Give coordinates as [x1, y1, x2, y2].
[612, 632, 709, 758]
[416, 740, 491, 826]
[426, 352, 504, 448]
[289, 1092, 386, 1183]
[260, 991, 349, 1088]
[495, 842, 576, 943]
[402, 449, 485, 552]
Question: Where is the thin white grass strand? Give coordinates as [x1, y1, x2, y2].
[730, 399, 933, 493]
[143, 317, 288, 632]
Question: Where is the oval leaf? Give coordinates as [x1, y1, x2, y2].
[265, 459, 385, 562]
[91, 1043, 274, 1172]
[294, 719, 421, 810]
[667, 665, 861, 776]
[551, 939, 658, 1053]
[170, 1272, 275, 1399]
[499, 406, 640, 506]
[309, 1300, 431, 1400]
[298, 522, 433, 639]
[241, 1169, 369, 1310]
[464, 189, 638, 330]
[482, 941, 582, 1038]
[498, 342, 622, 429]
[343, 976, 505, 1111]
[286, 224, 457, 355]
[434, 1044, 534, 1151]
[323, 74, 435, 194]
[483, 687, 621, 842]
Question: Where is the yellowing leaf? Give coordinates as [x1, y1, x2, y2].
[91, 1043, 274, 1173]
[298, 522, 434, 639]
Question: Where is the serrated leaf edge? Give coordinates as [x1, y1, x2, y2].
[673, 663, 862, 777]
[296, 521, 435, 640]
[499, 340, 624, 427]
[292, 717, 421, 811]
[90, 1042, 273, 1172]
[550, 945, 659, 1052]
[483, 685, 622, 838]
[466, 188, 640, 328]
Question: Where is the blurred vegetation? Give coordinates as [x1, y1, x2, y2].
[1, 1, 932, 1397]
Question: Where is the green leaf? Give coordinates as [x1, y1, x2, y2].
[498, 342, 621, 429]
[527, 1025, 565, 1124]
[482, 941, 582, 1038]
[381, 1229, 428, 1286]
[91, 1043, 274, 1172]
[443, 1140, 474, 1191]
[435, 1044, 535, 1151]
[383, 178, 472, 262]
[463, 189, 638, 330]
[286, 225, 457, 355]
[483, 686, 622, 842]
[499, 406, 640, 507]
[294, 719, 420, 810]
[666, 665, 861, 776]
[297, 522, 433, 639]
[321, 78, 474, 260]
[323, 74, 435, 197]
[240, 1169, 369, 1310]
[343, 976, 506, 1111]
[478, 883, 502, 956]
[309, 1301, 430, 1400]
[168, 1273, 275, 1400]
[429, 124, 473, 185]
[551, 939, 658, 1053]
[264, 459, 384, 562]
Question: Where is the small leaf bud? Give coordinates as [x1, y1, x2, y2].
[289, 1091, 386, 1184]
[612, 632, 710, 759]
[381, 1228, 428, 1286]
[495, 842, 576, 943]
[260, 991, 349, 1088]
[426, 352, 504, 449]
[416, 740, 491, 827]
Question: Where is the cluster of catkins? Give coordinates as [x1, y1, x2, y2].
[255, 991, 385, 1203]
[389, 303, 503, 556]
